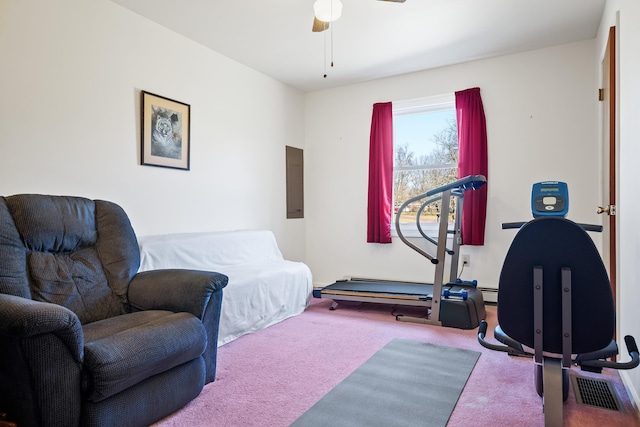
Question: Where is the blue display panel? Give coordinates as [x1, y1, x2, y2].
[531, 181, 569, 217]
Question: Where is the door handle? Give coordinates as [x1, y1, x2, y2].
[597, 205, 616, 215]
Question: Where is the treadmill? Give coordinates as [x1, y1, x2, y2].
[313, 175, 487, 329]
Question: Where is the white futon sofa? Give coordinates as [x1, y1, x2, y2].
[137, 229, 313, 346]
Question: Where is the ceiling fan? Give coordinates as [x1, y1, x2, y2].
[312, 0, 406, 32]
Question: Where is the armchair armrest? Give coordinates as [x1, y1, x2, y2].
[0, 293, 83, 361]
[0, 294, 84, 426]
[128, 269, 229, 384]
[128, 269, 228, 319]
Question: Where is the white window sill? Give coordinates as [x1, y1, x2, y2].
[391, 223, 454, 240]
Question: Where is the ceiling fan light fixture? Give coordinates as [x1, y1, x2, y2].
[313, 0, 343, 23]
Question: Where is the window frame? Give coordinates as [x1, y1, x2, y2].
[391, 94, 457, 238]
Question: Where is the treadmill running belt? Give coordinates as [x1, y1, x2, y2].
[322, 280, 434, 300]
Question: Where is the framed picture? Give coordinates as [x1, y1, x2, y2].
[141, 91, 190, 170]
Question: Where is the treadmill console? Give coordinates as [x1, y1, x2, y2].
[531, 181, 568, 218]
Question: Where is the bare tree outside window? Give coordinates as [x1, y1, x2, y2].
[393, 111, 458, 227]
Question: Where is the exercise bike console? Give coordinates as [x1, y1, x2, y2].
[531, 181, 568, 217]
[502, 181, 602, 232]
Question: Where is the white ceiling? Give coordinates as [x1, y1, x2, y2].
[109, 0, 606, 93]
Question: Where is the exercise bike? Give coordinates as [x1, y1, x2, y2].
[477, 181, 639, 426]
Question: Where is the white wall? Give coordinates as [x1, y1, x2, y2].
[0, 0, 307, 260]
[305, 40, 600, 291]
[598, 0, 640, 407]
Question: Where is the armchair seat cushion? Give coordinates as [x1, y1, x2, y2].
[82, 311, 207, 402]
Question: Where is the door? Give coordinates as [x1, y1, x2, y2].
[600, 26, 617, 308]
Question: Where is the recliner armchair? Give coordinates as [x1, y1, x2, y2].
[0, 194, 228, 426]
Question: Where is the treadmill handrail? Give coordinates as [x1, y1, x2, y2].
[395, 192, 438, 262]
[395, 175, 487, 263]
[416, 198, 455, 255]
[425, 174, 486, 197]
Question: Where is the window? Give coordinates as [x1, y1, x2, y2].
[392, 94, 458, 237]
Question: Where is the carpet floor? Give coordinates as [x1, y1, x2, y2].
[154, 299, 640, 427]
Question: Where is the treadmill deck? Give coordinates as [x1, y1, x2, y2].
[319, 280, 435, 302]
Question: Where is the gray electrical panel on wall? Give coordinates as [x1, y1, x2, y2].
[286, 146, 304, 219]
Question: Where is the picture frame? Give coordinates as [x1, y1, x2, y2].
[141, 90, 190, 170]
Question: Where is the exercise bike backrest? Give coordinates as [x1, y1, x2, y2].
[497, 216, 614, 355]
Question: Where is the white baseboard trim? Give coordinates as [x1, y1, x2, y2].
[620, 371, 640, 414]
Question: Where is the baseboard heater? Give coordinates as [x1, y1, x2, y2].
[478, 287, 498, 303]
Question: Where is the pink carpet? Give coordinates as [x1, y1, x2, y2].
[153, 299, 640, 426]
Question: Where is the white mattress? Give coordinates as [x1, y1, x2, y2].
[137, 230, 313, 346]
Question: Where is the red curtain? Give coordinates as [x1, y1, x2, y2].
[456, 87, 488, 245]
[367, 102, 393, 243]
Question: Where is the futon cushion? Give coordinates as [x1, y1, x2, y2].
[82, 310, 207, 402]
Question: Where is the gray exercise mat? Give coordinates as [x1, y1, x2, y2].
[290, 339, 480, 427]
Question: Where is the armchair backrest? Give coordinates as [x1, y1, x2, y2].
[0, 194, 141, 324]
[497, 217, 614, 355]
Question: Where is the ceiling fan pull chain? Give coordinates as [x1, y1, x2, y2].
[330, 0, 334, 69]
[330, 17, 334, 69]
[323, 31, 328, 78]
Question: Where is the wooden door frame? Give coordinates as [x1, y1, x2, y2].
[602, 25, 617, 329]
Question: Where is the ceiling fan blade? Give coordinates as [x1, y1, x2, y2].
[312, 16, 330, 32]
